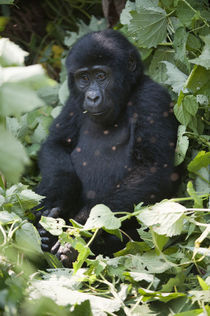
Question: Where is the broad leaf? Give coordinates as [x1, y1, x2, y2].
[15, 222, 42, 254]
[163, 61, 187, 93]
[190, 35, 210, 69]
[174, 125, 189, 166]
[0, 38, 28, 66]
[0, 211, 21, 225]
[18, 189, 44, 209]
[188, 151, 210, 173]
[84, 204, 121, 230]
[128, 3, 167, 48]
[0, 126, 29, 183]
[0, 82, 45, 117]
[40, 216, 66, 236]
[137, 201, 186, 236]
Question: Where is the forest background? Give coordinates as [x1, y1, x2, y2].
[0, 0, 209, 315]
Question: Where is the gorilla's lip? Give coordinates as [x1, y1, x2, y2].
[89, 110, 107, 116]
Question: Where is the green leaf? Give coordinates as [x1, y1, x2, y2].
[188, 151, 210, 173]
[197, 276, 209, 291]
[0, 211, 21, 225]
[186, 65, 210, 94]
[174, 125, 189, 166]
[187, 182, 203, 208]
[51, 106, 62, 119]
[30, 276, 122, 314]
[152, 231, 169, 253]
[148, 48, 175, 83]
[173, 27, 189, 66]
[174, 310, 204, 316]
[126, 271, 156, 283]
[163, 61, 187, 94]
[120, 0, 135, 25]
[0, 126, 29, 183]
[40, 216, 65, 236]
[138, 287, 185, 302]
[15, 222, 42, 254]
[137, 201, 186, 236]
[115, 241, 151, 256]
[84, 204, 121, 230]
[0, 38, 28, 66]
[140, 251, 173, 273]
[31, 118, 52, 144]
[174, 96, 198, 127]
[174, 103, 191, 126]
[128, 2, 167, 48]
[58, 79, 69, 105]
[70, 300, 93, 316]
[176, 1, 196, 27]
[190, 35, 210, 69]
[0, 64, 55, 89]
[0, 83, 45, 117]
[73, 242, 91, 272]
[183, 95, 198, 116]
[17, 189, 44, 209]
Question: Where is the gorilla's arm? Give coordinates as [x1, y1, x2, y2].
[36, 102, 82, 215]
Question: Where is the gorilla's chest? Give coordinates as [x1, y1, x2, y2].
[71, 120, 133, 200]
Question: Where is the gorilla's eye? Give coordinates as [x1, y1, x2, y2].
[96, 72, 106, 81]
[79, 73, 89, 83]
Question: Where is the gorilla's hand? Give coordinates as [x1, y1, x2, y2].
[37, 207, 61, 252]
[51, 241, 78, 267]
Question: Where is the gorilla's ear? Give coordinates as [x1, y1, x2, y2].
[128, 53, 137, 72]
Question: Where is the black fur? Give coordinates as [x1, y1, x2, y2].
[36, 30, 179, 261]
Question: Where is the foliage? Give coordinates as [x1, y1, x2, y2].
[0, 0, 210, 315]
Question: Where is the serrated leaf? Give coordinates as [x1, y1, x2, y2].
[15, 222, 42, 254]
[18, 189, 44, 209]
[128, 5, 167, 48]
[128, 271, 155, 283]
[190, 34, 210, 69]
[0, 38, 28, 66]
[120, 0, 135, 25]
[162, 61, 187, 94]
[84, 204, 121, 230]
[0, 126, 29, 183]
[137, 201, 186, 237]
[30, 278, 121, 314]
[174, 125, 189, 166]
[40, 216, 65, 236]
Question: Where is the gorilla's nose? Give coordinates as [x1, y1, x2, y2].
[86, 90, 102, 107]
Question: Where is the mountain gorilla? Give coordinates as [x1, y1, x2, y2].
[36, 29, 179, 266]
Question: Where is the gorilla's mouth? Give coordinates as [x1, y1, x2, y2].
[91, 110, 107, 116]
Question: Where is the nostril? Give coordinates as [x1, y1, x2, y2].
[87, 95, 99, 102]
[86, 92, 101, 103]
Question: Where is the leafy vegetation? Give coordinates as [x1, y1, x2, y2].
[0, 0, 209, 315]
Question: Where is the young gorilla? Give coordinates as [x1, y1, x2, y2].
[36, 30, 179, 266]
